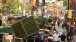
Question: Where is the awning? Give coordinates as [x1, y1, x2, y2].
[36, 17, 48, 23]
[0, 27, 14, 33]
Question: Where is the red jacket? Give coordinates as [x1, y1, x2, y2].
[44, 38, 48, 42]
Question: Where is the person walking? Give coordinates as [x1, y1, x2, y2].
[0, 34, 3, 42]
[44, 36, 48, 42]
[58, 21, 60, 27]
[40, 33, 45, 42]
[72, 32, 76, 42]
[60, 31, 66, 42]
[53, 31, 60, 42]
[67, 32, 71, 42]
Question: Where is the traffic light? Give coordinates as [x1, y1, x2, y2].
[68, 10, 73, 19]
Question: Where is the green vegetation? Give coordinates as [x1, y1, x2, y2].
[25, 2, 32, 13]
[1, 0, 32, 14]
[5, 0, 22, 14]
[63, 1, 68, 6]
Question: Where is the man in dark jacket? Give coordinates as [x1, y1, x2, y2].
[60, 32, 66, 42]
[0, 34, 3, 42]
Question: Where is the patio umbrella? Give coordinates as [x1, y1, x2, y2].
[36, 17, 48, 23]
[0, 27, 14, 33]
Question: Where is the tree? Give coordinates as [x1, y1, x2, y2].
[25, 2, 32, 13]
[5, 0, 31, 14]
[5, 0, 22, 14]
[63, 1, 68, 6]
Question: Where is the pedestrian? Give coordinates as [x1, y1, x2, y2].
[59, 31, 62, 36]
[58, 21, 60, 27]
[72, 32, 76, 42]
[67, 32, 71, 42]
[0, 19, 2, 26]
[40, 33, 45, 42]
[60, 31, 66, 42]
[0, 34, 3, 42]
[44, 36, 48, 42]
[55, 21, 58, 27]
[53, 31, 60, 42]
